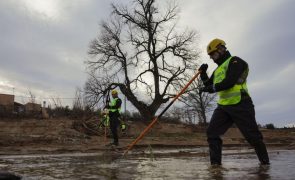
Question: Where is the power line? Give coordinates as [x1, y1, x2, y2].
[14, 95, 79, 100]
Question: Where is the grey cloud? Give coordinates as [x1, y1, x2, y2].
[0, 0, 293, 127]
[237, 1, 295, 127]
[0, 1, 111, 104]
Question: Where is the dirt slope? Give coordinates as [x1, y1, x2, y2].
[0, 118, 294, 155]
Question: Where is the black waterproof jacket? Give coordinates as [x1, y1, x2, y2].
[200, 51, 250, 99]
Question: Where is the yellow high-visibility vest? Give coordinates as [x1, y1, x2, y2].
[213, 56, 249, 105]
[109, 98, 121, 113]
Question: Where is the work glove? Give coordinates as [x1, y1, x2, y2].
[198, 64, 208, 73]
[199, 85, 215, 94]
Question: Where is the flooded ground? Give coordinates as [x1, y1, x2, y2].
[0, 148, 294, 180]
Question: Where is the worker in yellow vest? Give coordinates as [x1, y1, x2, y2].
[199, 38, 269, 166]
[105, 89, 122, 146]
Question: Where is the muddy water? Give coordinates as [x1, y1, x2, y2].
[0, 149, 294, 180]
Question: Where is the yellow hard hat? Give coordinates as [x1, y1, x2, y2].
[111, 89, 118, 95]
[207, 38, 226, 55]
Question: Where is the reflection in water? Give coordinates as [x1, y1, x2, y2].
[207, 165, 225, 180]
[256, 165, 271, 179]
[0, 149, 294, 179]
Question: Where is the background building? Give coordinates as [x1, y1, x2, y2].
[0, 94, 15, 113]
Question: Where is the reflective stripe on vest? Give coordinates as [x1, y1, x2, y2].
[213, 56, 249, 105]
[109, 98, 121, 113]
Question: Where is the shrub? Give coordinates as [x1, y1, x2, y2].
[265, 123, 275, 129]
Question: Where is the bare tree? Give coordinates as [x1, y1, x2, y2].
[50, 97, 62, 108]
[181, 78, 216, 125]
[73, 87, 84, 110]
[169, 106, 182, 121]
[27, 89, 36, 104]
[85, 0, 200, 121]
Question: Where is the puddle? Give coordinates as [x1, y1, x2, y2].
[0, 149, 294, 179]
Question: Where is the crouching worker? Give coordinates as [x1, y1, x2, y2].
[102, 109, 110, 127]
[105, 89, 122, 146]
[120, 118, 127, 134]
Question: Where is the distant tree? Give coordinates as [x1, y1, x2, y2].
[265, 123, 275, 129]
[169, 106, 183, 121]
[180, 78, 216, 125]
[71, 88, 85, 118]
[72, 87, 84, 111]
[27, 89, 36, 104]
[50, 96, 62, 108]
[85, 0, 200, 121]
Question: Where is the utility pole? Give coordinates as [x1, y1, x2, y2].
[124, 91, 126, 113]
[124, 84, 127, 121]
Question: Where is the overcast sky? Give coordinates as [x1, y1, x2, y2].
[0, 0, 294, 127]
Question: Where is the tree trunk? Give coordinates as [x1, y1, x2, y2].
[119, 84, 164, 121]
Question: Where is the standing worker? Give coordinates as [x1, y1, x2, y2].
[105, 89, 122, 146]
[199, 38, 270, 166]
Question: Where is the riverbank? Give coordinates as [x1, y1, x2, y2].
[0, 118, 294, 155]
